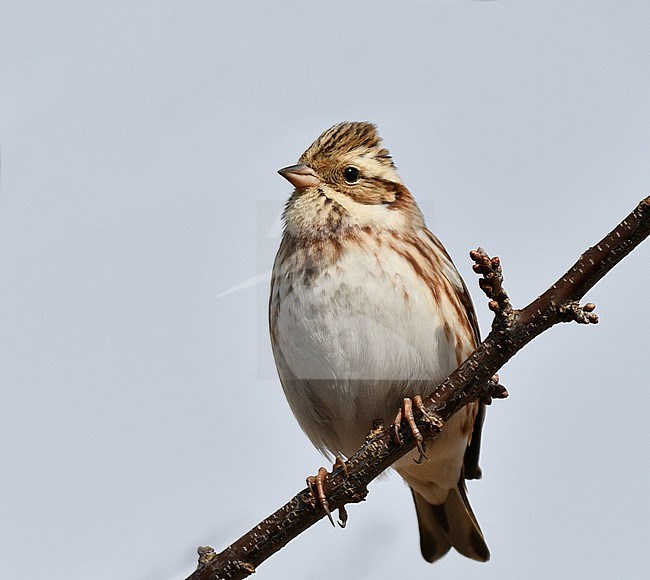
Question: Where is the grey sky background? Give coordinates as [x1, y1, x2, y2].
[1, 2, 649, 579]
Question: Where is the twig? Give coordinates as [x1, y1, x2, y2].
[186, 196, 650, 580]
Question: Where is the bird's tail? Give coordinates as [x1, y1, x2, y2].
[411, 478, 490, 563]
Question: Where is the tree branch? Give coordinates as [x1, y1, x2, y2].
[186, 196, 650, 580]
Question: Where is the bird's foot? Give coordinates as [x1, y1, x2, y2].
[392, 396, 432, 464]
[306, 456, 348, 528]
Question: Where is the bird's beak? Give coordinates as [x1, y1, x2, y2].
[278, 164, 321, 188]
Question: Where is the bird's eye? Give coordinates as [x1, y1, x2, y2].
[343, 166, 360, 184]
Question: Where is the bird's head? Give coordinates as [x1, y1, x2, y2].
[279, 122, 424, 238]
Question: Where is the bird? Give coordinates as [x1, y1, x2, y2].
[269, 121, 489, 563]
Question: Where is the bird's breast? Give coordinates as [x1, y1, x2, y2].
[271, 236, 470, 455]
[275, 246, 455, 382]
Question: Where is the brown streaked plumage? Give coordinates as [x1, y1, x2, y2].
[270, 122, 489, 563]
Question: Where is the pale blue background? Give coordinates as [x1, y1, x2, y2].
[1, 2, 649, 579]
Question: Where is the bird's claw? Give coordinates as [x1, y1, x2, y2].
[306, 456, 348, 528]
[306, 467, 334, 526]
[392, 396, 430, 464]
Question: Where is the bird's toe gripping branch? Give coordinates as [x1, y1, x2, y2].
[391, 396, 443, 465]
[306, 457, 349, 528]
